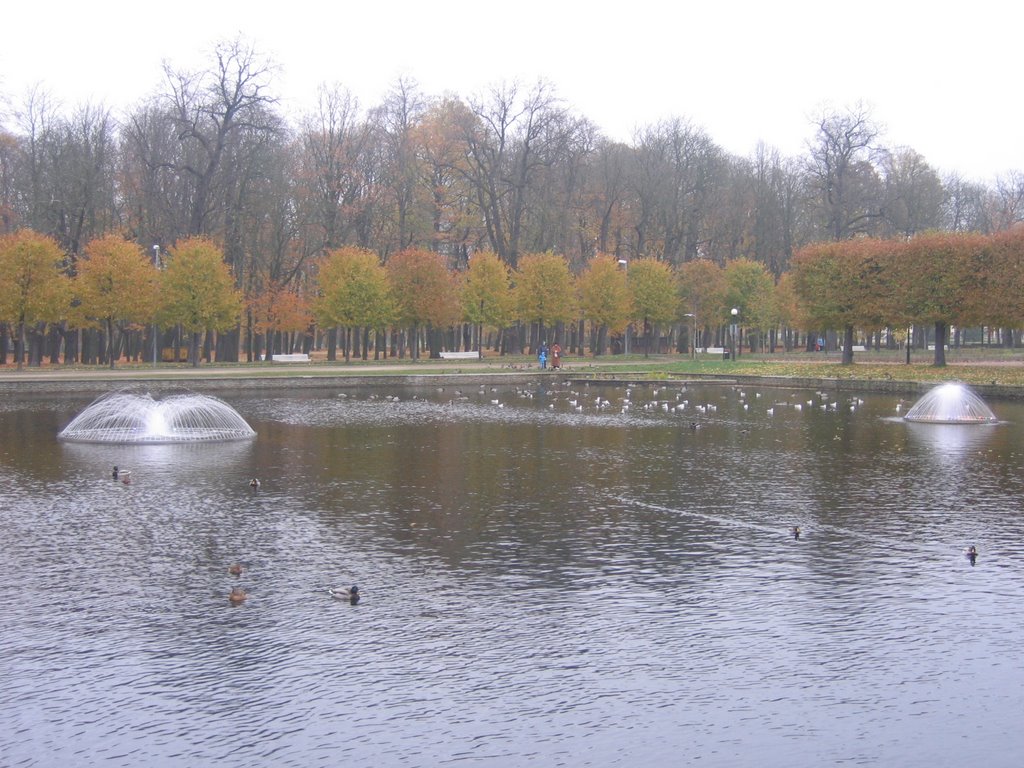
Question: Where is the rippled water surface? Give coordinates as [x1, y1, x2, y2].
[3, 382, 1024, 767]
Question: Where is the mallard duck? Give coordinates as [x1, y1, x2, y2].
[965, 546, 978, 564]
[329, 585, 360, 605]
[229, 587, 247, 603]
[791, 526, 801, 540]
[228, 563, 244, 576]
[112, 465, 120, 480]
[249, 478, 261, 490]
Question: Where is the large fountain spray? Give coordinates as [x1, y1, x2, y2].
[903, 382, 998, 424]
[58, 391, 256, 444]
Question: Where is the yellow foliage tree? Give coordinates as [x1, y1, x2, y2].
[158, 237, 242, 367]
[75, 234, 160, 368]
[0, 230, 71, 369]
[314, 247, 394, 362]
[578, 255, 630, 355]
[515, 252, 576, 351]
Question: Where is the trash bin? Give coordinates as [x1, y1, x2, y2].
[722, 350, 731, 360]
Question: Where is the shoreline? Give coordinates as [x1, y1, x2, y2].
[3, 358, 1024, 401]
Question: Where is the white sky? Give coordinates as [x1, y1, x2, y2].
[2, 0, 1020, 183]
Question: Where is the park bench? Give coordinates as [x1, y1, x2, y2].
[439, 351, 481, 360]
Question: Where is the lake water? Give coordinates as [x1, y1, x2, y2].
[2, 381, 1024, 767]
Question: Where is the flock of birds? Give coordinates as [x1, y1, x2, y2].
[418, 383, 895, 427]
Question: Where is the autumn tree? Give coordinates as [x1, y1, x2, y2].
[75, 234, 159, 368]
[678, 259, 726, 352]
[0, 229, 71, 369]
[626, 258, 678, 356]
[514, 251, 577, 352]
[314, 246, 393, 362]
[890, 232, 985, 366]
[414, 98, 482, 261]
[965, 227, 1024, 337]
[723, 258, 777, 355]
[158, 237, 242, 367]
[387, 248, 459, 359]
[249, 281, 313, 360]
[773, 272, 804, 351]
[578, 255, 631, 355]
[460, 251, 513, 352]
[790, 238, 891, 364]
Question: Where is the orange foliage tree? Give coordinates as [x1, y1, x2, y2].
[678, 259, 726, 352]
[249, 281, 313, 360]
[790, 238, 891, 364]
[889, 232, 987, 366]
[387, 248, 460, 359]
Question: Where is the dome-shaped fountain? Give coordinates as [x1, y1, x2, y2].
[58, 391, 256, 443]
[903, 382, 997, 424]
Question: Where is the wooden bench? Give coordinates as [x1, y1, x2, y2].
[439, 351, 480, 360]
[268, 353, 311, 363]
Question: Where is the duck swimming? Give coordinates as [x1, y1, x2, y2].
[229, 587, 247, 603]
[329, 585, 360, 605]
[791, 526, 801, 540]
[112, 465, 119, 480]
[228, 563, 244, 576]
[249, 478, 261, 490]
[965, 546, 978, 565]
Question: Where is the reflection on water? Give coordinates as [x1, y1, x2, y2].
[2, 383, 1024, 767]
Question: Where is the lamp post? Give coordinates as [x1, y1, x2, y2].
[730, 307, 739, 361]
[683, 313, 697, 358]
[617, 259, 629, 355]
[152, 245, 160, 367]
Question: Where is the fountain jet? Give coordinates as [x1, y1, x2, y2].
[58, 391, 256, 443]
[903, 382, 997, 424]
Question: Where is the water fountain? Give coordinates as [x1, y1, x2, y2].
[903, 382, 998, 424]
[58, 391, 256, 443]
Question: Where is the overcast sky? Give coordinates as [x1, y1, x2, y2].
[3, 0, 1020, 183]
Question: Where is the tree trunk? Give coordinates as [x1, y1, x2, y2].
[107, 318, 117, 369]
[841, 324, 854, 365]
[190, 331, 202, 367]
[933, 320, 947, 367]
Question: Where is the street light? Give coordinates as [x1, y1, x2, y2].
[152, 245, 160, 366]
[730, 307, 739, 361]
[617, 259, 629, 355]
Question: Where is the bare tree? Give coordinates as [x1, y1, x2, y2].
[162, 37, 279, 237]
[458, 80, 571, 268]
[805, 103, 886, 241]
[878, 147, 945, 237]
